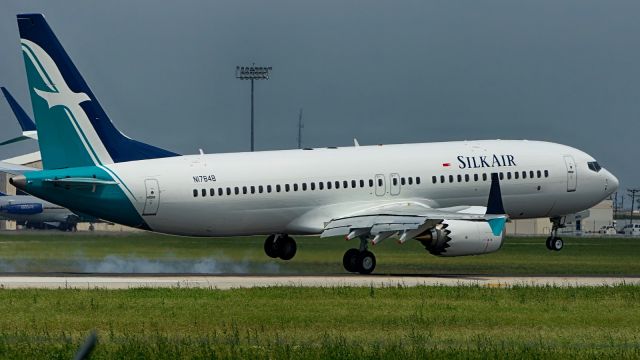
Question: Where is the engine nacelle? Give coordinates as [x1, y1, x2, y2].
[417, 219, 504, 257]
[1, 203, 44, 215]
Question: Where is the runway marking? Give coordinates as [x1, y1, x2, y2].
[0, 275, 638, 289]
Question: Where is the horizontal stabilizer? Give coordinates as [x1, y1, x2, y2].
[43, 178, 118, 186]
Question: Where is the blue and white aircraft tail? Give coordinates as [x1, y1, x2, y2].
[0, 87, 37, 146]
[18, 13, 178, 170]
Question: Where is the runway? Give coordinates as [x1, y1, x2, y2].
[0, 274, 638, 289]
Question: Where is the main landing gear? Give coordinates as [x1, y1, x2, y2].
[546, 217, 565, 251]
[264, 234, 297, 260]
[342, 236, 376, 274]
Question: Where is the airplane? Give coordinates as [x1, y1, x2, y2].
[0, 190, 80, 230]
[6, 14, 618, 274]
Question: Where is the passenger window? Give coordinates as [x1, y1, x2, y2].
[440, 175, 445, 183]
[242, 186, 247, 195]
[293, 184, 299, 191]
[499, 173, 504, 180]
[234, 187, 239, 195]
[193, 189, 198, 197]
[202, 189, 207, 197]
[544, 170, 549, 178]
[319, 182, 324, 190]
[482, 173, 487, 181]
[474, 174, 478, 181]
[267, 185, 272, 193]
[416, 177, 421, 185]
[311, 182, 316, 190]
[514, 172, 519, 179]
[507, 172, 512, 180]
[276, 184, 281, 192]
[522, 171, 527, 179]
[529, 171, 534, 179]
[378, 178, 383, 187]
[343, 180, 348, 188]
[401, 177, 406, 186]
[218, 188, 223, 196]
[285, 184, 291, 192]
[226, 188, 231, 195]
[537, 170, 542, 178]
[327, 182, 332, 190]
[302, 183, 307, 191]
[251, 186, 256, 194]
[351, 180, 356, 188]
[457, 175, 462, 182]
[259, 185, 264, 193]
[408, 177, 413, 185]
[393, 177, 398, 186]
[360, 180, 365, 188]
[464, 174, 469, 182]
[449, 175, 454, 183]
[432, 176, 437, 184]
[210, 188, 215, 196]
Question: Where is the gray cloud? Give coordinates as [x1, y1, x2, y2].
[0, 0, 637, 194]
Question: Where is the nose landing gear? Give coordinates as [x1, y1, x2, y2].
[546, 217, 565, 251]
[264, 234, 297, 260]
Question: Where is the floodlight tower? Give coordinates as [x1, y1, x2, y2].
[235, 64, 272, 152]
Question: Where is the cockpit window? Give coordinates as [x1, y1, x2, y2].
[587, 161, 601, 172]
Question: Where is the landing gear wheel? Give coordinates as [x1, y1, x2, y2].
[343, 248, 360, 273]
[356, 251, 376, 275]
[551, 237, 563, 251]
[278, 236, 297, 260]
[545, 237, 553, 250]
[264, 234, 279, 258]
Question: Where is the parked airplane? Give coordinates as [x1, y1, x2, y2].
[0, 87, 38, 146]
[0, 191, 80, 230]
[6, 14, 618, 274]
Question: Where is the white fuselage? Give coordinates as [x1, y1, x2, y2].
[104, 140, 617, 237]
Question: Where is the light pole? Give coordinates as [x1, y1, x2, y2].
[235, 64, 272, 152]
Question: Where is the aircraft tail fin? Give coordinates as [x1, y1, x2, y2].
[17, 13, 178, 170]
[0, 87, 37, 146]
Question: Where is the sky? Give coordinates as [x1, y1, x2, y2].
[0, 1, 638, 202]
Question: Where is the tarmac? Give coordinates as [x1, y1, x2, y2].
[0, 274, 638, 289]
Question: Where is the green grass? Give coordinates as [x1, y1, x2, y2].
[0, 286, 639, 358]
[0, 232, 639, 275]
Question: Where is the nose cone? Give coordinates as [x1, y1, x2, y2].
[605, 169, 619, 195]
[9, 175, 26, 191]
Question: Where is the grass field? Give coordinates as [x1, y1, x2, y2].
[0, 232, 639, 358]
[0, 286, 638, 358]
[0, 232, 639, 275]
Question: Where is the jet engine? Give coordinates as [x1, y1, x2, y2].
[0, 203, 44, 215]
[416, 220, 504, 257]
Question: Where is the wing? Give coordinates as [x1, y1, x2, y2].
[321, 173, 507, 244]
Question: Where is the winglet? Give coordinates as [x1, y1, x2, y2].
[1, 87, 36, 132]
[0, 191, 6, 196]
[486, 173, 505, 215]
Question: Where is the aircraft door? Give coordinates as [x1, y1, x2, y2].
[375, 174, 386, 196]
[143, 179, 160, 215]
[563, 155, 577, 192]
[390, 173, 401, 196]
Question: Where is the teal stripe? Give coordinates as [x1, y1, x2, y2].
[22, 43, 58, 92]
[62, 106, 102, 166]
[101, 166, 137, 200]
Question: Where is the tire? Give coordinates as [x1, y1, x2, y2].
[342, 249, 360, 273]
[278, 236, 297, 261]
[357, 251, 376, 275]
[264, 234, 279, 258]
[545, 237, 553, 250]
[552, 237, 564, 251]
